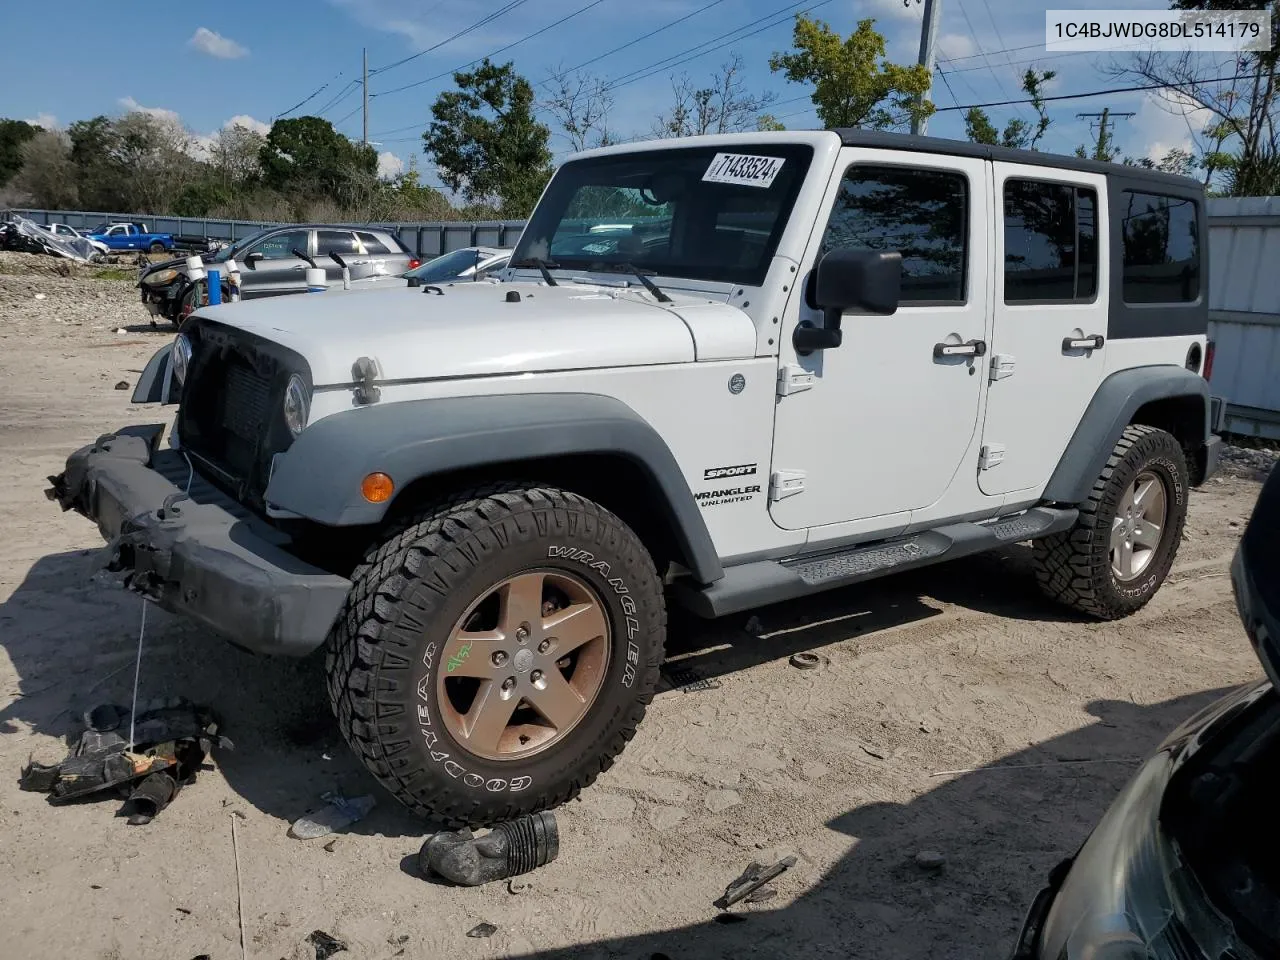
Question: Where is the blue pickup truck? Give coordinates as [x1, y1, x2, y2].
[85, 222, 175, 253]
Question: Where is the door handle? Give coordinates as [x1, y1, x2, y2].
[291, 264, 306, 271]
[1063, 334, 1105, 352]
[933, 339, 987, 359]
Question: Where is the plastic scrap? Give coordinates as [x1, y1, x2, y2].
[1, 216, 99, 262]
[19, 698, 226, 823]
[714, 856, 797, 910]
[466, 923, 498, 939]
[289, 792, 376, 840]
[305, 929, 348, 959]
[420, 811, 559, 886]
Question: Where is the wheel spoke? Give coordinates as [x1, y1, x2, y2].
[528, 669, 587, 730]
[1133, 478, 1158, 512]
[543, 601, 607, 655]
[1133, 519, 1162, 549]
[1117, 483, 1135, 516]
[499, 573, 545, 634]
[460, 680, 518, 755]
[1116, 539, 1135, 578]
[1111, 517, 1127, 552]
[441, 631, 503, 678]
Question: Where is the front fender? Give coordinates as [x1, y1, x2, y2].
[265, 392, 724, 584]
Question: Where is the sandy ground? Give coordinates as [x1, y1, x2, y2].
[0, 250, 1271, 960]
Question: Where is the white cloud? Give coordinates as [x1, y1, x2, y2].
[189, 27, 249, 59]
[118, 96, 183, 125]
[937, 32, 977, 61]
[225, 114, 270, 135]
[377, 151, 405, 178]
[1129, 90, 1214, 161]
[24, 112, 58, 129]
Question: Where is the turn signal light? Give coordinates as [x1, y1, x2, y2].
[407, 259, 421, 269]
[361, 472, 395, 503]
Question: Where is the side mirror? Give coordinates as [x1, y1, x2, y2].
[243, 251, 263, 269]
[795, 249, 902, 356]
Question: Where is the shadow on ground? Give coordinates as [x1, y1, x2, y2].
[0, 542, 1175, 853]
[509, 685, 1238, 960]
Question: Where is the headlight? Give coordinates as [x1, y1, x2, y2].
[170, 334, 192, 386]
[143, 268, 180, 286]
[283, 374, 310, 437]
[1038, 753, 1183, 959]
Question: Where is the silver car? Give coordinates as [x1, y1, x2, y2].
[139, 224, 417, 325]
[405, 246, 512, 284]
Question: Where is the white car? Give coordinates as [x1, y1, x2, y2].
[46, 223, 110, 256]
[404, 246, 512, 284]
[53, 129, 1226, 828]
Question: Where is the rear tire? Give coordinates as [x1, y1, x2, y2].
[325, 484, 666, 826]
[1033, 425, 1189, 619]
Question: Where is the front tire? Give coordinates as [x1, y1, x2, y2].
[1033, 425, 1189, 619]
[326, 485, 666, 826]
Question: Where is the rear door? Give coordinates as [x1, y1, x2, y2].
[317, 229, 359, 282]
[978, 165, 1108, 497]
[241, 228, 312, 297]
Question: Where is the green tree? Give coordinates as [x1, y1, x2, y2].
[0, 119, 42, 187]
[259, 116, 376, 197]
[1023, 69, 1057, 150]
[963, 108, 1030, 148]
[13, 130, 78, 207]
[424, 59, 553, 216]
[769, 17, 933, 130]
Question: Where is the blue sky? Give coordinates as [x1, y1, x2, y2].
[2, 0, 1214, 188]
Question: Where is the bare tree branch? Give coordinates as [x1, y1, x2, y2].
[653, 55, 778, 138]
[541, 65, 614, 152]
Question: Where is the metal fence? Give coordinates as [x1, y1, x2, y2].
[1, 208, 525, 260]
[1207, 197, 1280, 440]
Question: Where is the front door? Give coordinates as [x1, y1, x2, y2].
[769, 150, 991, 531]
[978, 164, 1108, 497]
[242, 228, 312, 297]
[317, 229, 359, 283]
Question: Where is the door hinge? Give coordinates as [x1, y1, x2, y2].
[979, 444, 1006, 471]
[989, 354, 1015, 382]
[769, 469, 806, 501]
[776, 364, 815, 396]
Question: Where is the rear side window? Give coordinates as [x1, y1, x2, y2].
[1003, 179, 1098, 302]
[1121, 191, 1200, 303]
[316, 230, 359, 256]
[820, 165, 968, 305]
[355, 231, 393, 254]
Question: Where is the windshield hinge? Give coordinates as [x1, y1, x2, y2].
[777, 364, 815, 397]
[769, 469, 806, 501]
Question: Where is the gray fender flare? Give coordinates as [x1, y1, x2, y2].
[265, 392, 724, 584]
[1043, 366, 1209, 505]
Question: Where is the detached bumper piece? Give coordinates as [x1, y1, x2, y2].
[46, 425, 350, 656]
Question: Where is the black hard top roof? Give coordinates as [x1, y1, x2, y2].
[834, 128, 1202, 191]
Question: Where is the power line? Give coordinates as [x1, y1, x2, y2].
[372, 0, 613, 99]
[938, 41, 1043, 64]
[605, 0, 836, 92]
[935, 74, 1248, 112]
[946, 50, 1091, 74]
[368, 0, 534, 76]
[273, 71, 346, 121]
[565, 0, 730, 73]
[316, 80, 361, 117]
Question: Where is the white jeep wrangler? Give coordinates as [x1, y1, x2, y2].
[49, 130, 1224, 825]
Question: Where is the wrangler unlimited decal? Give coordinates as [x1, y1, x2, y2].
[696, 484, 762, 507]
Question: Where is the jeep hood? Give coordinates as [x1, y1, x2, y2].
[191, 281, 756, 384]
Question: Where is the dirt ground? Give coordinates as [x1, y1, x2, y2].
[0, 250, 1270, 960]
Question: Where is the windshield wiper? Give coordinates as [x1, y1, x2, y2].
[510, 257, 559, 286]
[596, 263, 672, 303]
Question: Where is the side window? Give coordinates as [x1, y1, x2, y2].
[820, 165, 968, 304]
[251, 229, 310, 260]
[107, 225, 126, 236]
[1121, 191, 1200, 303]
[317, 230, 358, 256]
[1003, 179, 1098, 302]
[355, 231, 392, 255]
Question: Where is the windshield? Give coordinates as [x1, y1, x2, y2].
[89, 223, 111, 234]
[207, 230, 272, 263]
[405, 248, 488, 282]
[512, 143, 813, 287]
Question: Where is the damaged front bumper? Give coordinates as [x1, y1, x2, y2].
[47, 425, 350, 656]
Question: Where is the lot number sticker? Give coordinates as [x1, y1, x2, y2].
[702, 153, 785, 189]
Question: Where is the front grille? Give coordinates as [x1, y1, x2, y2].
[223, 364, 272, 441]
[177, 320, 309, 511]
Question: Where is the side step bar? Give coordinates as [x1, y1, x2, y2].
[673, 506, 1078, 618]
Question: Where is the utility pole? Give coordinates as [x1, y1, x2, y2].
[362, 47, 369, 145]
[1076, 108, 1134, 161]
[912, 0, 942, 136]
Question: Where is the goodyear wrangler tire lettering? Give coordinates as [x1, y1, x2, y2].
[326, 483, 665, 828]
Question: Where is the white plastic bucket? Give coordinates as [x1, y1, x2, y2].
[306, 267, 327, 292]
[185, 255, 205, 283]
